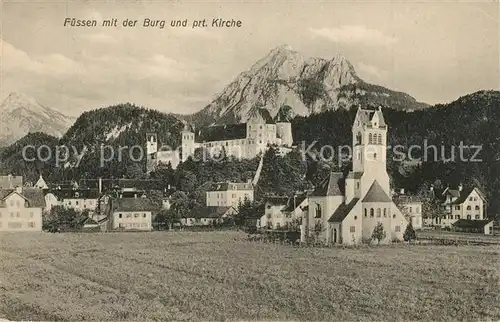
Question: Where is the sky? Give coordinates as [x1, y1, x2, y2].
[1, 0, 499, 117]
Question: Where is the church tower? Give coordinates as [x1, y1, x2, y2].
[346, 106, 390, 202]
[146, 133, 158, 173]
[181, 124, 196, 162]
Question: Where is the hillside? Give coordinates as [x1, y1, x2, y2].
[0, 103, 186, 182]
[0, 92, 74, 147]
[182, 45, 428, 128]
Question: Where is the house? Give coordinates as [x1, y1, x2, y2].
[180, 206, 238, 226]
[206, 181, 254, 207]
[393, 194, 423, 230]
[180, 106, 293, 163]
[260, 196, 289, 229]
[108, 197, 157, 231]
[303, 106, 408, 245]
[426, 185, 487, 227]
[0, 186, 45, 232]
[260, 193, 309, 230]
[452, 219, 494, 235]
[52, 187, 100, 212]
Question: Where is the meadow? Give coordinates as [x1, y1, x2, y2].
[1, 231, 499, 321]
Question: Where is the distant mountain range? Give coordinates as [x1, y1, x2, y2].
[0, 92, 74, 146]
[181, 45, 429, 128]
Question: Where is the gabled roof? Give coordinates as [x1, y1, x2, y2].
[373, 110, 386, 127]
[452, 219, 493, 229]
[113, 197, 158, 212]
[328, 198, 360, 223]
[188, 206, 237, 219]
[443, 188, 461, 198]
[311, 172, 344, 197]
[450, 187, 486, 205]
[34, 175, 49, 189]
[282, 193, 308, 212]
[362, 181, 392, 202]
[0, 188, 45, 208]
[51, 188, 101, 200]
[196, 123, 247, 143]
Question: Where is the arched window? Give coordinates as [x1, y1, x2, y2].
[475, 205, 480, 210]
[373, 153, 377, 160]
[370, 208, 374, 217]
[364, 208, 368, 217]
[356, 132, 362, 145]
[467, 205, 471, 210]
[368, 133, 373, 144]
[377, 208, 381, 217]
[383, 208, 387, 217]
[377, 134, 382, 145]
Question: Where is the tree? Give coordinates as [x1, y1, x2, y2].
[403, 222, 417, 242]
[154, 209, 180, 230]
[371, 222, 387, 245]
[126, 162, 144, 179]
[235, 196, 257, 227]
[169, 191, 191, 220]
[42, 206, 87, 232]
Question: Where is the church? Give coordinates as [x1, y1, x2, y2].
[304, 106, 408, 245]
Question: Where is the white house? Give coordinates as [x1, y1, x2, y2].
[303, 106, 408, 245]
[206, 181, 254, 208]
[0, 186, 45, 232]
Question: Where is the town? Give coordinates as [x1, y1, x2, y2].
[1, 106, 496, 243]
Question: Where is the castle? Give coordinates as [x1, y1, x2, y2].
[146, 106, 293, 172]
[304, 106, 408, 244]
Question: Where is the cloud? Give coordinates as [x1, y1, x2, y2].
[1, 40, 84, 76]
[309, 25, 396, 46]
[356, 62, 388, 81]
[79, 32, 118, 43]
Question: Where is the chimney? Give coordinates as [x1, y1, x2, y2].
[458, 183, 463, 192]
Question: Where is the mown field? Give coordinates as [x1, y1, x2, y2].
[1, 231, 499, 321]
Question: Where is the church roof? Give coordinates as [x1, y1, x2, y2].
[328, 198, 359, 223]
[311, 172, 344, 196]
[374, 110, 386, 127]
[362, 181, 392, 202]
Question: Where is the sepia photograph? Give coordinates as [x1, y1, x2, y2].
[0, 0, 499, 321]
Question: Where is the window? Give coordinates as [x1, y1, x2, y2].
[9, 201, 14, 207]
[118, 213, 122, 218]
[126, 214, 131, 218]
[383, 208, 387, 217]
[134, 213, 139, 218]
[356, 132, 362, 145]
[356, 182, 360, 189]
[377, 134, 382, 145]
[76, 201, 79, 206]
[469, 197, 473, 201]
[395, 226, 400, 232]
[10, 212, 14, 218]
[475, 215, 480, 219]
[373, 153, 377, 160]
[143, 213, 147, 218]
[16, 201, 20, 207]
[475, 205, 480, 210]
[455, 206, 460, 210]
[467, 215, 471, 219]
[369, 133, 373, 144]
[350, 226, 356, 233]
[416, 207, 420, 214]
[28, 222, 35, 228]
[16, 212, 20, 218]
[409, 207, 413, 213]
[393, 214, 396, 219]
[455, 215, 460, 219]
[315, 204, 322, 218]
[364, 208, 367, 217]
[370, 208, 374, 218]
[467, 205, 471, 210]
[354, 216, 358, 220]
[376, 208, 381, 218]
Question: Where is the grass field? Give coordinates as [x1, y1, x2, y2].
[1, 231, 499, 321]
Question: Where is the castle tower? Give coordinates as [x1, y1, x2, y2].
[146, 133, 158, 173]
[181, 125, 195, 162]
[275, 105, 294, 147]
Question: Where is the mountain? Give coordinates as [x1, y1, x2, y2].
[183, 45, 428, 128]
[0, 92, 75, 146]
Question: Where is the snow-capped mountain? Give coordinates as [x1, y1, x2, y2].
[0, 92, 75, 146]
[185, 45, 428, 128]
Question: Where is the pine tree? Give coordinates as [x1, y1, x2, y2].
[403, 222, 417, 242]
[371, 222, 386, 245]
